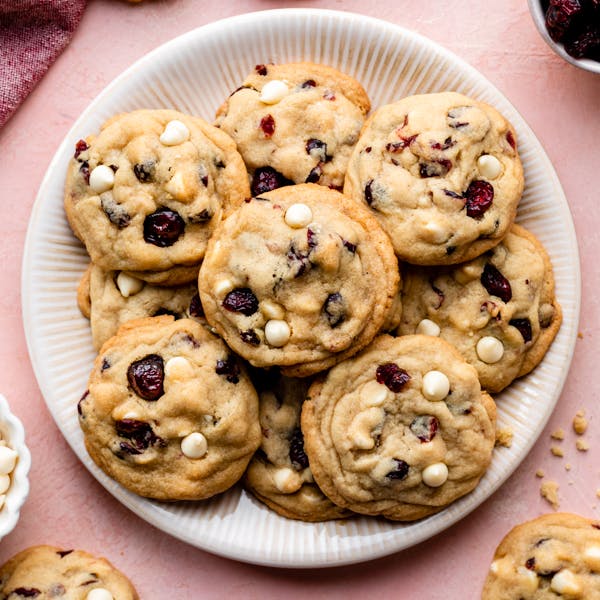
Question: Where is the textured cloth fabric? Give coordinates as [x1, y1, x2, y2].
[0, 0, 86, 128]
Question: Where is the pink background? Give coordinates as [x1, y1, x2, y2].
[1, 1, 599, 598]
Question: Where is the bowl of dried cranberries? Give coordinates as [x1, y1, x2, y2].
[528, 0, 600, 73]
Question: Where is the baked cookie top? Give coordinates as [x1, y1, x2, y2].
[215, 62, 370, 192]
[0, 545, 138, 599]
[397, 224, 562, 393]
[344, 92, 524, 265]
[482, 513, 600, 599]
[198, 184, 399, 377]
[245, 372, 350, 522]
[301, 334, 496, 521]
[78, 316, 260, 500]
[64, 109, 249, 280]
[79, 263, 206, 350]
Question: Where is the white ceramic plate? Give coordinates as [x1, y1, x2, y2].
[22, 9, 580, 567]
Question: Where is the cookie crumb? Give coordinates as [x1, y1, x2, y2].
[551, 445, 564, 457]
[573, 410, 588, 435]
[576, 438, 590, 452]
[535, 469, 545, 478]
[495, 428, 513, 447]
[540, 480, 559, 509]
[578, 332, 584, 339]
[551, 428, 565, 440]
[565, 463, 572, 471]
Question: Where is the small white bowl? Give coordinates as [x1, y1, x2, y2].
[528, 0, 600, 74]
[0, 394, 31, 540]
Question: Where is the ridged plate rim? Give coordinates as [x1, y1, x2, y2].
[21, 8, 580, 568]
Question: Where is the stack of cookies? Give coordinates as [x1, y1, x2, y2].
[64, 62, 562, 522]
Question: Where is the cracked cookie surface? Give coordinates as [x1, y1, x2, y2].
[78, 316, 260, 500]
[198, 184, 399, 377]
[301, 334, 496, 520]
[344, 92, 524, 265]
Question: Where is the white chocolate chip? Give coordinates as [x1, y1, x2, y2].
[89, 165, 115, 193]
[261, 300, 285, 320]
[416, 319, 440, 337]
[550, 569, 582, 596]
[422, 370, 450, 401]
[422, 221, 448, 243]
[164, 170, 193, 200]
[453, 263, 481, 285]
[348, 407, 384, 450]
[273, 467, 301, 493]
[422, 462, 448, 487]
[159, 119, 190, 146]
[490, 558, 513, 577]
[264, 320, 291, 347]
[115, 272, 144, 298]
[516, 566, 539, 592]
[165, 356, 194, 381]
[259, 79, 289, 104]
[180, 432, 208, 459]
[584, 545, 600, 570]
[0, 474, 10, 495]
[477, 154, 502, 180]
[0, 446, 17, 475]
[301, 467, 314, 484]
[476, 336, 504, 363]
[284, 203, 313, 228]
[214, 278, 235, 296]
[87, 589, 114, 600]
[360, 380, 389, 407]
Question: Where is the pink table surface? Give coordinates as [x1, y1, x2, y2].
[1, 1, 599, 598]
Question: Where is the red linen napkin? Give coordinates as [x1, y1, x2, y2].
[0, 0, 87, 128]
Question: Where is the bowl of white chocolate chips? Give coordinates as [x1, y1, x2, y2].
[0, 394, 31, 540]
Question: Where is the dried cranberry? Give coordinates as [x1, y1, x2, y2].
[506, 131, 516, 150]
[447, 107, 470, 129]
[481, 263, 512, 303]
[430, 137, 455, 151]
[115, 418, 164, 450]
[143, 208, 185, 247]
[215, 356, 240, 384]
[255, 64, 268, 75]
[386, 135, 417, 152]
[13, 589, 41, 598]
[365, 179, 374, 205]
[189, 293, 204, 318]
[376, 363, 411, 393]
[323, 90, 336, 101]
[342, 239, 357, 253]
[545, 0, 583, 41]
[287, 244, 311, 278]
[305, 163, 323, 183]
[189, 208, 212, 223]
[525, 557, 536, 570]
[301, 79, 316, 88]
[57, 549, 73, 558]
[510, 318, 532, 342]
[289, 428, 309, 470]
[565, 25, 600, 58]
[306, 138, 329, 162]
[79, 160, 90, 184]
[101, 197, 131, 229]
[251, 166, 293, 196]
[386, 459, 409, 480]
[101, 357, 111, 371]
[307, 227, 318, 249]
[465, 180, 494, 219]
[222, 288, 259, 316]
[74, 139, 88, 159]
[240, 329, 260, 345]
[323, 293, 345, 327]
[410, 415, 439, 442]
[443, 189, 463, 199]
[419, 159, 452, 178]
[259, 114, 275, 137]
[133, 160, 156, 182]
[127, 354, 164, 401]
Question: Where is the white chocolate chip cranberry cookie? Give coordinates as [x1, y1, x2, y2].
[198, 184, 399, 377]
[344, 92, 524, 265]
[215, 62, 370, 193]
[64, 109, 250, 283]
[397, 224, 562, 393]
[79, 263, 207, 350]
[0, 545, 138, 599]
[78, 316, 260, 500]
[245, 372, 351, 522]
[301, 334, 496, 521]
[482, 513, 600, 599]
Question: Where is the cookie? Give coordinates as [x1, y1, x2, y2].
[198, 183, 399, 377]
[482, 513, 600, 599]
[80, 263, 206, 350]
[0, 545, 138, 599]
[344, 92, 524, 265]
[301, 334, 496, 521]
[78, 316, 260, 500]
[215, 62, 370, 192]
[245, 372, 350, 522]
[397, 224, 562, 393]
[64, 109, 249, 282]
